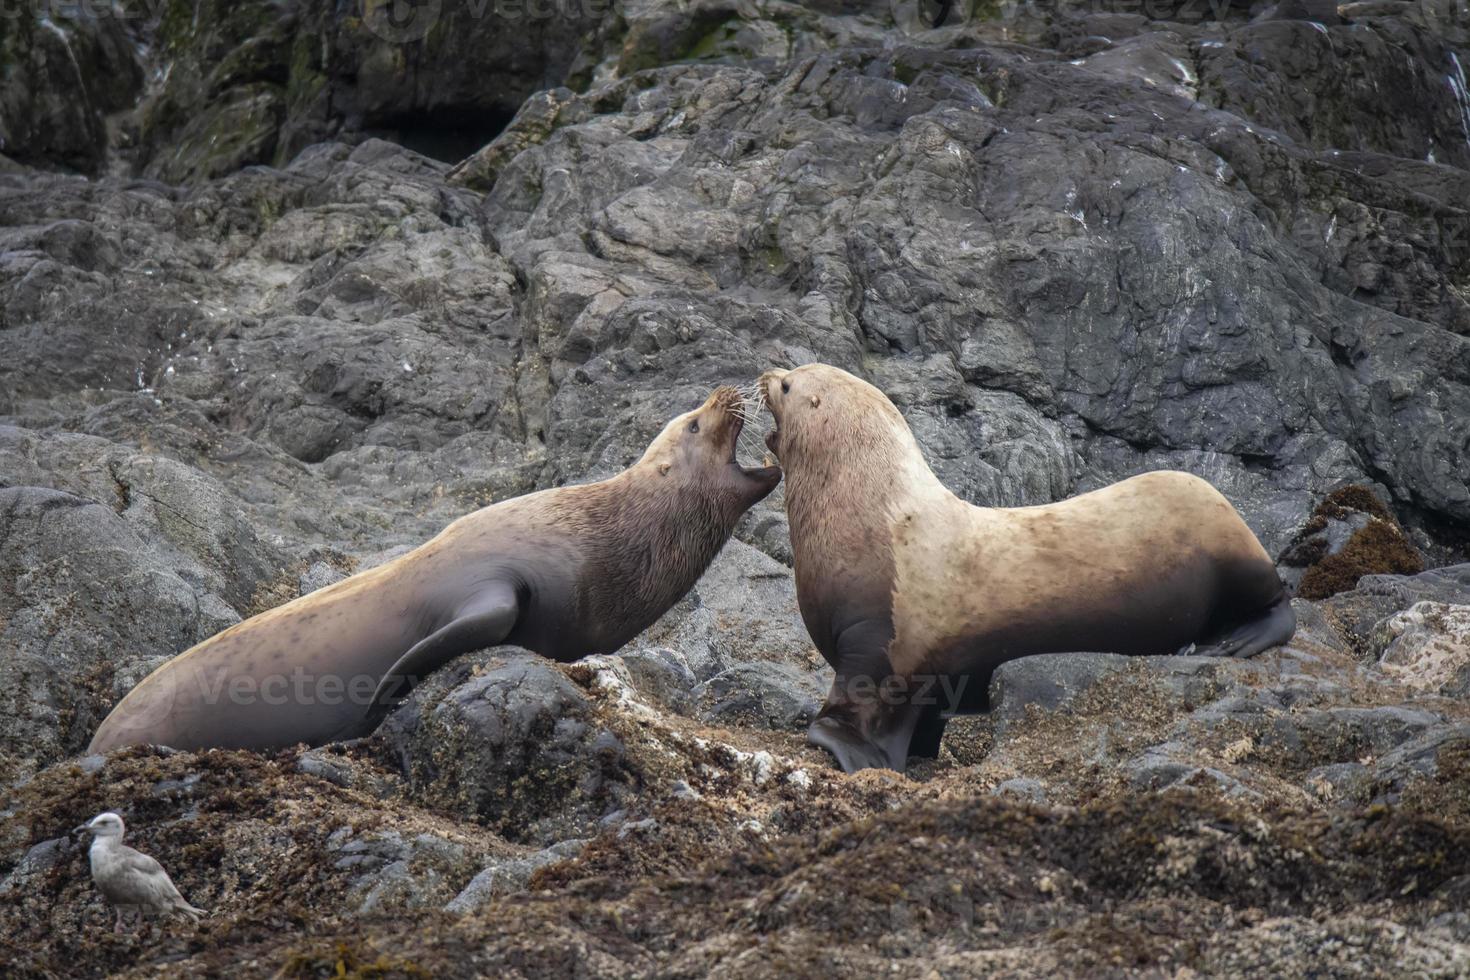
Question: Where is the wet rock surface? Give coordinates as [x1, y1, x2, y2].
[2, 0, 1469, 976]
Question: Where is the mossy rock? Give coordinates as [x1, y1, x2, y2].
[1282, 485, 1424, 600]
[145, 84, 286, 184]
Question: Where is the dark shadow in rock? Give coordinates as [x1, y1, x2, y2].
[367, 106, 520, 165]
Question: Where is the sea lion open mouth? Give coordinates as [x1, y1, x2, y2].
[728, 411, 745, 464]
[720, 385, 781, 481]
[752, 370, 784, 459]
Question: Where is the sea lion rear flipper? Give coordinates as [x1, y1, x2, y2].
[1192, 592, 1297, 659]
[360, 584, 521, 732]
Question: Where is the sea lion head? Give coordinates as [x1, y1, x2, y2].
[639, 385, 783, 505]
[758, 364, 911, 466]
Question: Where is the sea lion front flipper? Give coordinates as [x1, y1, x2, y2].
[808, 716, 892, 773]
[360, 583, 522, 732]
[809, 621, 917, 773]
[808, 704, 925, 773]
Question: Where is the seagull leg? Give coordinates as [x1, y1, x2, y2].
[113, 907, 125, 933]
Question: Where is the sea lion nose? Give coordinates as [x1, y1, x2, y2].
[707, 385, 739, 412]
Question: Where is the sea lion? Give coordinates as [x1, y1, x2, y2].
[758, 363, 1296, 773]
[89, 387, 780, 754]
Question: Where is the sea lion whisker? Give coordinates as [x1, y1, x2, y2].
[734, 424, 769, 464]
[734, 380, 766, 405]
[731, 383, 771, 422]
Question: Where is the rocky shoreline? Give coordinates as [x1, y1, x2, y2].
[3, 1, 1469, 976]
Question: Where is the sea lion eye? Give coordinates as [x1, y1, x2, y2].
[781, 380, 790, 394]
[688, 419, 699, 434]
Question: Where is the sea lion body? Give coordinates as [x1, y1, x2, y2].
[760, 364, 1295, 773]
[89, 388, 780, 754]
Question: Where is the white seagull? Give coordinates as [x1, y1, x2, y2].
[80, 812, 206, 932]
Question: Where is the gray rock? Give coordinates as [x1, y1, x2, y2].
[696, 662, 825, 730]
[326, 828, 474, 915]
[1262, 0, 1342, 23]
[0, 837, 70, 898]
[0, 10, 143, 173]
[125, 2, 611, 183]
[630, 540, 813, 681]
[989, 652, 1269, 745]
[1142, 655, 1258, 710]
[989, 653, 1131, 737]
[296, 744, 396, 798]
[0, 426, 281, 609]
[0, 487, 240, 779]
[1373, 602, 1470, 697]
[990, 777, 1048, 804]
[1306, 566, 1470, 660]
[1314, 591, 1407, 657]
[1366, 723, 1470, 798]
[1124, 742, 1263, 801]
[1288, 600, 1354, 656]
[1187, 694, 1285, 734]
[151, 773, 203, 797]
[380, 649, 629, 841]
[1266, 706, 1445, 769]
[297, 561, 347, 595]
[1304, 763, 1369, 803]
[2, 4, 1467, 561]
[445, 839, 588, 913]
[614, 647, 698, 714]
[1357, 565, 1470, 609]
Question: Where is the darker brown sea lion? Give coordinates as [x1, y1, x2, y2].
[758, 363, 1296, 774]
[89, 387, 781, 754]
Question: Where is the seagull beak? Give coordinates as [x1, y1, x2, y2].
[73, 823, 89, 835]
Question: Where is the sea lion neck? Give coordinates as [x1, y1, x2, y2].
[574, 463, 743, 624]
[783, 416, 950, 557]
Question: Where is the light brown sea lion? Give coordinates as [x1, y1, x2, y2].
[758, 363, 1296, 773]
[89, 387, 781, 754]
